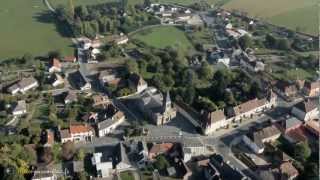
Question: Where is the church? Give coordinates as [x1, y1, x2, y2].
[136, 88, 177, 125]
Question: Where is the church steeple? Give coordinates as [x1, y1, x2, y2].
[162, 91, 172, 113]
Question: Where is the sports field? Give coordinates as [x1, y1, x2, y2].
[223, 0, 318, 35]
[132, 26, 193, 51]
[0, 0, 73, 60]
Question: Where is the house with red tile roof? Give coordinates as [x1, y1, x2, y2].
[60, 124, 94, 143]
[148, 143, 174, 160]
[49, 58, 62, 73]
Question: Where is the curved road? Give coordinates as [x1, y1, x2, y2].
[43, 0, 56, 12]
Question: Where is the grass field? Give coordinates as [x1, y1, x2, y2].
[50, 0, 220, 8]
[0, 0, 73, 60]
[132, 26, 193, 52]
[223, 0, 318, 35]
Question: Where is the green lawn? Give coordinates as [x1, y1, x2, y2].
[271, 65, 315, 81]
[120, 171, 135, 180]
[132, 26, 193, 52]
[0, 0, 73, 60]
[223, 0, 318, 35]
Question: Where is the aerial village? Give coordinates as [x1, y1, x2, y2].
[0, 1, 318, 180]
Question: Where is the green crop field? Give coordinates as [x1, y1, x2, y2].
[50, 0, 120, 7]
[223, 0, 318, 35]
[50, 0, 220, 8]
[0, 0, 73, 60]
[132, 26, 193, 52]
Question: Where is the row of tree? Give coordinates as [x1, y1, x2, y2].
[55, 1, 160, 38]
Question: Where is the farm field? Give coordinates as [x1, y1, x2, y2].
[50, 0, 220, 8]
[0, 0, 73, 60]
[223, 0, 318, 35]
[132, 26, 193, 52]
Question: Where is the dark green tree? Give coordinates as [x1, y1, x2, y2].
[199, 61, 213, 80]
[277, 39, 290, 50]
[238, 34, 253, 50]
[294, 142, 311, 162]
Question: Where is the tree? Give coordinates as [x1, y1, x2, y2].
[154, 155, 169, 170]
[2, 165, 25, 180]
[77, 5, 89, 20]
[144, 0, 151, 7]
[125, 60, 139, 74]
[90, 20, 99, 34]
[265, 34, 277, 48]
[117, 88, 134, 97]
[75, 149, 86, 161]
[303, 162, 319, 178]
[162, 75, 175, 90]
[199, 61, 213, 80]
[224, 91, 236, 106]
[277, 39, 290, 50]
[151, 74, 166, 92]
[294, 142, 311, 162]
[182, 69, 197, 86]
[196, 96, 217, 111]
[62, 141, 76, 161]
[48, 51, 61, 59]
[38, 147, 53, 164]
[22, 53, 33, 62]
[184, 87, 196, 105]
[238, 34, 253, 50]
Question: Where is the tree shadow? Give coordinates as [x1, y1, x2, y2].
[33, 11, 73, 38]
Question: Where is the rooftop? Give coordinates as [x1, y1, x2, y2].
[233, 98, 267, 116]
[70, 124, 93, 134]
[294, 98, 318, 113]
[149, 143, 174, 154]
[203, 110, 226, 127]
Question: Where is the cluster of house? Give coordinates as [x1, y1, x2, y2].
[225, 22, 251, 39]
[77, 37, 102, 63]
[99, 66, 149, 95]
[147, 3, 203, 26]
[190, 154, 248, 180]
[74, 137, 246, 179]
[58, 95, 125, 143]
[274, 79, 320, 100]
[243, 97, 319, 153]
[239, 97, 319, 180]
[201, 90, 277, 135]
[236, 49, 265, 72]
[201, 44, 264, 73]
[76, 34, 129, 63]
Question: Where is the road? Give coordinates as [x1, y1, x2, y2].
[43, 0, 56, 13]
